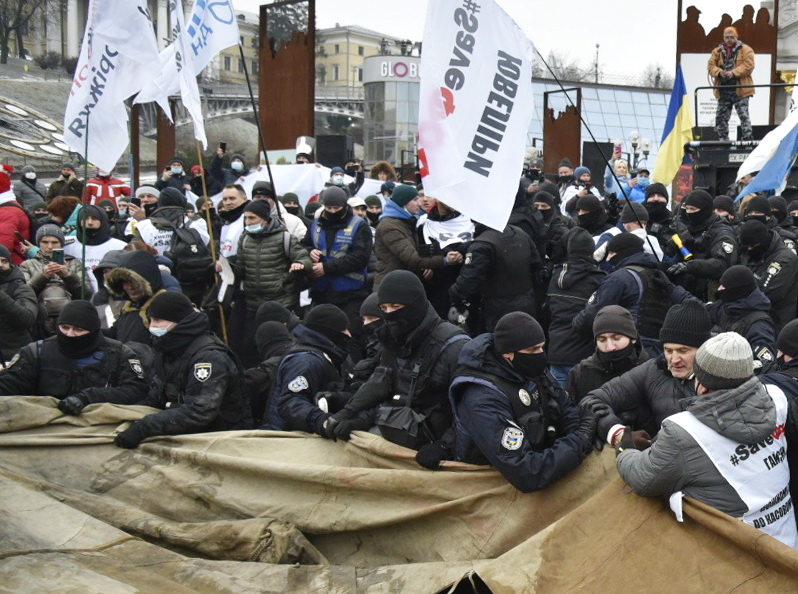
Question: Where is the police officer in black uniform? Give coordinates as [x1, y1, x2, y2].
[114, 292, 251, 449]
[449, 312, 596, 492]
[0, 300, 148, 411]
[642, 183, 678, 251]
[263, 304, 351, 434]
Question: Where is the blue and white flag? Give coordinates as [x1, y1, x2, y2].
[735, 117, 798, 200]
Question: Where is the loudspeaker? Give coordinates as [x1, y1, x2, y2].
[741, 125, 777, 140]
[316, 135, 354, 168]
[581, 141, 613, 186]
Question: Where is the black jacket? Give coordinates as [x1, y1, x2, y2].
[566, 341, 650, 404]
[450, 333, 590, 492]
[707, 288, 777, 370]
[0, 266, 37, 361]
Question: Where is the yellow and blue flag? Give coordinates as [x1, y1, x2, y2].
[652, 64, 694, 186]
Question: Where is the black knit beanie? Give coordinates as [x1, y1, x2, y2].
[377, 270, 426, 308]
[645, 182, 669, 201]
[769, 196, 788, 222]
[593, 305, 638, 339]
[532, 191, 557, 208]
[620, 202, 649, 224]
[738, 220, 770, 247]
[683, 189, 714, 212]
[606, 232, 644, 264]
[576, 194, 602, 215]
[717, 265, 756, 302]
[494, 312, 545, 353]
[148, 291, 195, 323]
[255, 301, 293, 327]
[321, 186, 348, 208]
[58, 300, 101, 333]
[788, 200, 798, 214]
[713, 195, 736, 215]
[566, 227, 595, 257]
[255, 321, 292, 360]
[745, 196, 771, 218]
[158, 187, 187, 209]
[538, 181, 560, 199]
[243, 199, 272, 222]
[304, 303, 350, 341]
[659, 300, 712, 347]
[359, 292, 382, 319]
[777, 319, 798, 358]
[252, 181, 276, 200]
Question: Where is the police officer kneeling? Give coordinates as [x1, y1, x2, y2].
[449, 312, 597, 492]
[114, 292, 251, 449]
[0, 300, 147, 410]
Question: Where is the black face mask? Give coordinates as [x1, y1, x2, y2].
[284, 206, 301, 217]
[511, 351, 548, 378]
[345, 166, 358, 177]
[367, 211, 381, 225]
[57, 329, 102, 359]
[745, 214, 769, 225]
[747, 243, 769, 261]
[578, 211, 600, 228]
[596, 342, 637, 374]
[324, 208, 348, 223]
[685, 209, 710, 226]
[363, 319, 384, 343]
[558, 175, 573, 185]
[644, 201, 670, 222]
[538, 208, 554, 221]
[144, 203, 158, 218]
[384, 300, 427, 343]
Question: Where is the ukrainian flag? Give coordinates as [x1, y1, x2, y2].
[652, 64, 694, 186]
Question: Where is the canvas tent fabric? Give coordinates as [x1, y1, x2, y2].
[0, 396, 797, 592]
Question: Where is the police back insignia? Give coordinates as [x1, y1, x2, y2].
[501, 427, 524, 450]
[288, 376, 309, 393]
[194, 363, 212, 382]
[129, 359, 144, 378]
[518, 389, 531, 406]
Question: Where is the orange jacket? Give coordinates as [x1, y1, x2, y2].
[708, 43, 755, 99]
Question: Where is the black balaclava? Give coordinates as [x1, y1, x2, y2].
[493, 312, 548, 379]
[360, 292, 384, 344]
[377, 270, 429, 343]
[682, 190, 715, 228]
[744, 196, 772, 225]
[738, 219, 771, 261]
[56, 300, 103, 358]
[255, 321, 293, 360]
[606, 232, 645, 268]
[576, 195, 606, 232]
[304, 303, 351, 350]
[716, 265, 757, 302]
[78, 205, 113, 246]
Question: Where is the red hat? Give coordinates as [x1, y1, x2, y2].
[191, 165, 202, 174]
[0, 164, 13, 194]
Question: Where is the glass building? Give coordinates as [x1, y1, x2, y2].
[362, 54, 672, 168]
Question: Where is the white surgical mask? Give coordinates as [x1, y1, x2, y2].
[245, 223, 263, 233]
[332, 175, 344, 186]
[231, 161, 243, 171]
[25, 172, 36, 180]
[171, 167, 183, 175]
[149, 326, 170, 337]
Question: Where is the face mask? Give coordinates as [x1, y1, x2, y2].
[685, 209, 709, 226]
[149, 326, 170, 338]
[637, 177, 650, 189]
[325, 208, 348, 223]
[511, 351, 548, 378]
[745, 214, 769, 225]
[171, 167, 183, 176]
[285, 206, 301, 216]
[57, 330, 102, 359]
[245, 223, 264, 233]
[346, 166, 358, 176]
[231, 161, 243, 172]
[538, 208, 554, 221]
[748, 243, 769, 261]
[25, 172, 36, 180]
[558, 175, 573, 184]
[383, 299, 427, 343]
[644, 201, 670, 222]
[332, 175, 344, 186]
[596, 342, 637, 373]
[363, 319, 384, 343]
[118, 209, 127, 217]
[578, 211, 599, 228]
[143, 203, 157, 217]
[367, 211, 380, 224]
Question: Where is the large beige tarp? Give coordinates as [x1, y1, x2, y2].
[1, 396, 798, 592]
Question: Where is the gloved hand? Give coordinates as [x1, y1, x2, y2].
[58, 393, 89, 416]
[114, 423, 147, 449]
[577, 408, 598, 443]
[315, 391, 351, 414]
[415, 441, 450, 470]
[532, 269, 550, 286]
[667, 262, 689, 276]
[631, 429, 652, 450]
[332, 417, 371, 441]
[314, 414, 334, 439]
[677, 230, 693, 244]
[613, 426, 636, 456]
[447, 305, 469, 326]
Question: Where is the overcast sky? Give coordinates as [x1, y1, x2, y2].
[233, 0, 757, 74]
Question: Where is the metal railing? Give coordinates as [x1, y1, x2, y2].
[693, 82, 794, 125]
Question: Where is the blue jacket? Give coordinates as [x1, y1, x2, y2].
[707, 288, 777, 369]
[449, 333, 591, 493]
[264, 324, 348, 432]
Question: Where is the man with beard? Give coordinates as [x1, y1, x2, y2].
[323, 270, 470, 469]
[304, 186, 372, 361]
[0, 244, 38, 363]
[114, 291, 251, 448]
[449, 311, 596, 492]
[567, 305, 650, 404]
[666, 190, 738, 301]
[0, 300, 147, 409]
[63, 205, 126, 295]
[264, 304, 352, 433]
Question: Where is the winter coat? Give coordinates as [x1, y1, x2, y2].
[373, 200, 446, 290]
[707, 288, 777, 370]
[234, 218, 312, 311]
[617, 378, 786, 527]
[566, 340, 650, 405]
[708, 42, 755, 99]
[0, 195, 32, 264]
[450, 333, 590, 492]
[104, 251, 167, 344]
[0, 265, 38, 361]
[739, 231, 798, 333]
[209, 153, 250, 187]
[46, 175, 84, 202]
[84, 176, 130, 208]
[581, 355, 696, 442]
[12, 178, 46, 210]
[546, 255, 606, 366]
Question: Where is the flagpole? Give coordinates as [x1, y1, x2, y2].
[195, 140, 229, 344]
[80, 110, 89, 299]
[238, 42, 282, 221]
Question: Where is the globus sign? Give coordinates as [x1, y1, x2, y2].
[380, 60, 418, 78]
[363, 55, 420, 83]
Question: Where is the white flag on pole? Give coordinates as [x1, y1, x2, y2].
[170, 0, 208, 148]
[63, 0, 160, 171]
[417, 0, 536, 231]
[135, 0, 240, 117]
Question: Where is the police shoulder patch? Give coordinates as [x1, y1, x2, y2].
[518, 389, 531, 406]
[464, 252, 473, 265]
[193, 363, 212, 382]
[722, 241, 734, 254]
[767, 262, 782, 276]
[288, 376, 309, 393]
[501, 426, 524, 450]
[129, 359, 144, 379]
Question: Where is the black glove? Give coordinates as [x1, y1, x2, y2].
[58, 393, 89, 416]
[614, 426, 636, 456]
[315, 391, 351, 414]
[667, 262, 689, 276]
[114, 423, 147, 449]
[314, 413, 334, 439]
[577, 408, 598, 443]
[447, 305, 469, 326]
[415, 441, 450, 470]
[532, 269, 550, 286]
[332, 418, 371, 441]
[678, 230, 693, 244]
[631, 429, 652, 450]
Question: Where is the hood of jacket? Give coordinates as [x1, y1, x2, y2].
[76, 204, 113, 245]
[291, 323, 349, 367]
[554, 256, 605, 290]
[614, 250, 660, 270]
[456, 332, 526, 383]
[720, 287, 772, 319]
[688, 377, 776, 444]
[379, 198, 414, 221]
[105, 250, 164, 297]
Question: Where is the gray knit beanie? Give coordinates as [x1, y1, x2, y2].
[36, 223, 65, 246]
[593, 305, 638, 340]
[693, 332, 754, 390]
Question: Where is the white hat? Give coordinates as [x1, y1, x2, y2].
[347, 197, 367, 208]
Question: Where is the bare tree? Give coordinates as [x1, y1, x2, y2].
[0, 0, 48, 64]
[534, 51, 592, 83]
[642, 63, 674, 89]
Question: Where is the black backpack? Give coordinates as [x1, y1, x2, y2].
[152, 217, 213, 287]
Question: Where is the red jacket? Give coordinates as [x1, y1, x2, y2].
[85, 176, 130, 208]
[0, 194, 31, 265]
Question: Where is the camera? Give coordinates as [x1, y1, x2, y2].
[52, 248, 64, 264]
